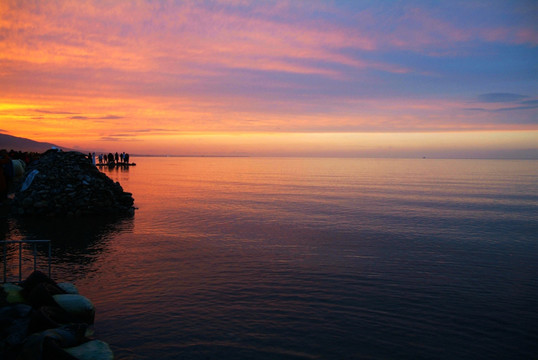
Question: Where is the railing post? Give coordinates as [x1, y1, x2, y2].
[18, 242, 22, 283]
[2, 243, 6, 283]
[33, 243, 37, 272]
[48, 242, 52, 279]
[1, 240, 52, 283]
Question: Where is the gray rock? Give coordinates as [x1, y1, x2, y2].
[10, 151, 135, 217]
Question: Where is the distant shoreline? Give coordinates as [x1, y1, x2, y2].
[130, 155, 538, 160]
[133, 154, 251, 158]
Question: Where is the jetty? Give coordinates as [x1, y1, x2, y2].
[96, 162, 136, 168]
[9, 150, 135, 217]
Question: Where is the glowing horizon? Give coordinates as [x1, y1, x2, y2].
[1, 1, 537, 157]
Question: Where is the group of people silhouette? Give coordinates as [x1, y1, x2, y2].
[88, 152, 130, 165]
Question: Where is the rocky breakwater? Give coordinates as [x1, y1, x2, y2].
[11, 150, 135, 217]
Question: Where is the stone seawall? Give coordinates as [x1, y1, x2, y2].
[10, 150, 135, 217]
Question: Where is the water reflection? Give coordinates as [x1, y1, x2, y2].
[99, 164, 131, 184]
[3, 215, 134, 281]
[3, 157, 538, 359]
[0, 216, 11, 240]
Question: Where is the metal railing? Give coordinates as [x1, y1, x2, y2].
[1, 240, 51, 283]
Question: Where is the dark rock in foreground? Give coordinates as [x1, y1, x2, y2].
[1, 271, 114, 359]
[11, 150, 135, 217]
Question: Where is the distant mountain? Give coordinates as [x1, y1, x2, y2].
[0, 133, 61, 153]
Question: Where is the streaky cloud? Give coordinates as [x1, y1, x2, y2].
[99, 136, 142, 142]
[36, 109, 77, 115]
[464, 107, 487, 111]
[99, 136, 120, 142]
[99, 115, 124, 120]
[104, 134, 132, 138]
[495, 105, 538, 113]
[464, 104, 538, 114]
[477, 93, 528, 103]
[121, 128, 185, 134]
[69, 115, 123, 120]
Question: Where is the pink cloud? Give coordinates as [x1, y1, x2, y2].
[0, 0, 398, 80]
[1, 0, 536, 148]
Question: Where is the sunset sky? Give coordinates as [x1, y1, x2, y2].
[1, 0, 537, 157]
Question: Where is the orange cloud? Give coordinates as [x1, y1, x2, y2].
[0, 1, 536, 157]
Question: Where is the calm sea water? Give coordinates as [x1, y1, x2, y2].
[2, 157, 538, 359]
